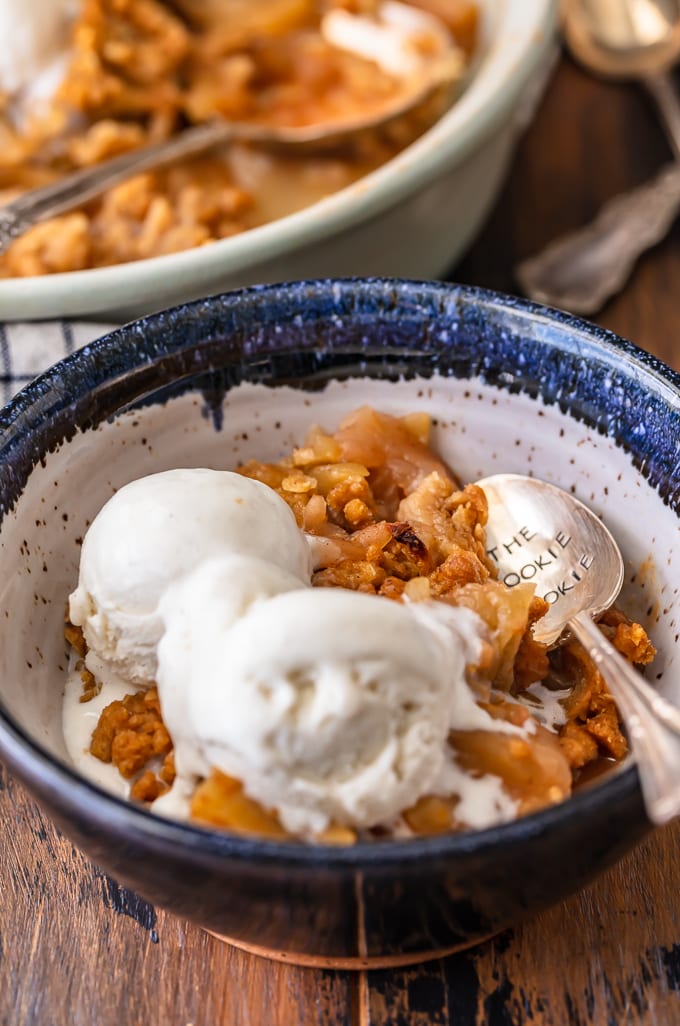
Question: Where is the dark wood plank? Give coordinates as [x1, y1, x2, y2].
[366, 822, 680, 1026]
[0, 767, 353, 1026]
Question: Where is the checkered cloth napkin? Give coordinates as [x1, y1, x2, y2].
[0, 321, 115, 406]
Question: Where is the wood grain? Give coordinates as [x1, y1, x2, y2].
[0, 768, 354, 1026]
[366, 823, 680, 1026]
[2, 54, 680, 1026]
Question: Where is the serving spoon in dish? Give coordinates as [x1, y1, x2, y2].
[0, 13, 463, 255]
[516, 0, 680, 315]
[478, 472, 680, 825]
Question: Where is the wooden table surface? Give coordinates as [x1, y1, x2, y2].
[2, 55, 680, 1026]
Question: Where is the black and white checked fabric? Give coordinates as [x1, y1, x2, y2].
[0, 321, 114, 406]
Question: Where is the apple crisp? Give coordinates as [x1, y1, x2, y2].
[65, 407, 656, 842]
[1, 0, 478, 276]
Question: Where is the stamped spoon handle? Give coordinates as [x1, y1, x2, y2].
[570, 611, 680, 824]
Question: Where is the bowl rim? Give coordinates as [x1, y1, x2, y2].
[1, 276, 674, 867]
[0, 0, 556, 319]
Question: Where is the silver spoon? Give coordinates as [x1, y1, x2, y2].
[0, 52, 461, 256]
[516, 0, 680, 315]
[478, 472, 680, 826]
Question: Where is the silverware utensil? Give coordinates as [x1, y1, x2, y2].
[478, 472, 680, 825]
[516, 0, 680, 315]
[0, 51, 461, 255]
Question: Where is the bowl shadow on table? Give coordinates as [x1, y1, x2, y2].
[0, 278, 676, 965]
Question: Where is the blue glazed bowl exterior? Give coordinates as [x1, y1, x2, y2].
[0, 279, 677, 962]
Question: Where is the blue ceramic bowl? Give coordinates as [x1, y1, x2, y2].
[0, 279, 677, 968]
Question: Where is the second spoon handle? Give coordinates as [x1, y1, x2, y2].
[0, 121, 241, 254]
[516, 161, 680, 314]
[645, 71, 680, 160]
[570, 610, 680, 825]
[517, 69, 680, 315]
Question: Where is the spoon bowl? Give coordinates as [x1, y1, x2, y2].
[477, 473, 624, 646]
[562, 0, 680, 79]
[479, 472, 680, 826]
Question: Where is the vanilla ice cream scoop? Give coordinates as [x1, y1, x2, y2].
[69, 469, 312, 686]
[157, 588, 487, 834]
[157, 554, 306, 777]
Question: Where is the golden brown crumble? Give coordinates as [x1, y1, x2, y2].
[64, 620, 87, 659]
[78, 663, 102, 704]
[64, 619, 102, 703]
[89, 687, 172, 778]
[599, 607, 657, 665]
[130, 752, 176, 802]
[554, 615, 655, 771]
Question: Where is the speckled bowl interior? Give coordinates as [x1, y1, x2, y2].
[0, 279, 677, 964]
